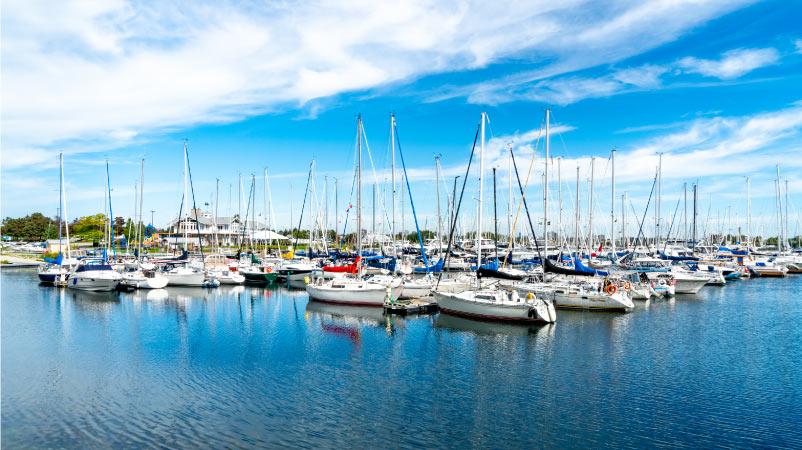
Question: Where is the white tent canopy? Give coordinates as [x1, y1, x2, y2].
[250, 230, 290, 241]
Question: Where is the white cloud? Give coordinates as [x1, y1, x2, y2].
[677, 47, 779, 79]
[1, 0, 755, 171]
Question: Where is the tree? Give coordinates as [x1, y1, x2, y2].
[71, 214, 106, 241]
[1, 213, 56, 240]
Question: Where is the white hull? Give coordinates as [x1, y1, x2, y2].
[306, 279, 404, 306]
[166, 271, 205, 286]
[672, 278, 707, 294]
[123, 272, 169, 289]
[68, 273, 121, 291]
[433, 290, 555, 323]
[508, 284, 633, 310]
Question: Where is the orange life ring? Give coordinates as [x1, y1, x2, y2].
[624, 281, 631, 290]
[606, 284, 617, 295]
[266, 266, 273, 273]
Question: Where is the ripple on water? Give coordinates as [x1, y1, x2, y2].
[3, 270, 802, 448]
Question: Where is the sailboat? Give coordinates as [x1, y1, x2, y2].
[306, 115, 403, 305]
[38, 153, 77, 285]
[120, 159, 169, 289]
[68, 160, 122, 291]
[432, 112, 555, 323]
[165, 141, 205, 287]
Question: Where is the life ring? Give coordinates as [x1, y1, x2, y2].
[266, 266, 273, 273]
[624, 281, 631, 290]
[606, 284, 617, 295]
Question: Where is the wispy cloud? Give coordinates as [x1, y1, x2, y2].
[1, 0, 755, 171]
[677, 47, 780, 79]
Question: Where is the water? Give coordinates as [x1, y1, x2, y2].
[2, 269, 801, 449]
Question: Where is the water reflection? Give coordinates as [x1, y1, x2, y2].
[434, 313, 550, 337]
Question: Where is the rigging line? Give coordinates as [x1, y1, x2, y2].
[293, 161, 314, 255]
[627, 174, 658, 260]
[359, 122, 393, 232]
[185, 145, 206, 266]
[436, 124, 480, 289]
[662, 194, 682, 254]
[394, 123, 431, 273]
[502, 115, 545, 268]
[509, 143, 545, 266]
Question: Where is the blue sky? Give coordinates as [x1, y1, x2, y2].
[2, 0, 802, 240]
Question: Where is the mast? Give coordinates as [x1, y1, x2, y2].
[611, 149, 615, 256]
[692, 183, 699, 251]
[588, 156, 595, 254]
[289, 183, 293, 243]
[372, 183, 376, 247]
[138, 158, 144, 260]
[436, 156, 442, 253]
[776, 165, 783, 252]
[58, 153, 63, 255]
[785, 179, 789, 253]
[215, 178, 220, 252]
[575, 165, 580, 256]
[508, 147, 513, 244]
[477, 112, 486, 286]
[357, 115, 363, 272]
[684, 182, 688, 245]
[324, 175, 328, 244]
[391, 114, 396, 256]
[544, 109, 550, 261]
[334, 178, 338, 248]
[61, 153, 71, 260]
[558, 156, 562, 252]
[746, 177, 751, 249]
[264, 168, 269, 256]
[309, 162, 315, 256]
[657, 153, 662, 247]
[493, 167, 498, 262]
[183, 140, 189, 251]
[622, 192, 627, 249]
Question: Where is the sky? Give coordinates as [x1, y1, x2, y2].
[2, 0, 802, 241]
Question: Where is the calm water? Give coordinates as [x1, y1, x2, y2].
[2, 269, 801, 449]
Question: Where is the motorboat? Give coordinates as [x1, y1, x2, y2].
[67, 260, 122, 291]
[165, 263, 205, 286]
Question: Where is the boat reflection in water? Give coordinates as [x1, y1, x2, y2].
[434, 312, 554, 337]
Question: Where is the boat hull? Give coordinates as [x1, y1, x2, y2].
[433, 291, 554, 323]
[67, 274, 120, 291]
[306, 283, 403, 306]
[166, 272, 205, 287]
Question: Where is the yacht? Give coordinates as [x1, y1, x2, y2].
[67, 259, 122, 291]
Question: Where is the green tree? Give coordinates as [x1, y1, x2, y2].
[72, 214, 106, 241]
[1, 213, 56, 240]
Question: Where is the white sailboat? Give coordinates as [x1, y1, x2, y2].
[433, 112, 555, 323]
[306, 114, 401, 306]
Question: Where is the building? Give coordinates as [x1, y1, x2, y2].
[165, 209, 288, 248]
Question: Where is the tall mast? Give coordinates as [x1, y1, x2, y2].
[776, 165, 783, 252]
[611, 149, 615, 256]
[657, 153, 662, 247]
[493, 167, 498, 262]
[58, 153, 63, 253]
[334, 178, 338, 247]
[544, 109, 550, 260]
[309, 162, 315, 255]
[575, 165, 580, 255]
[372, 183, 376, 247]
[357, 115, 363, 271]
[692, 183, 699, 250]
[238, 172, 242, 220]
[61, 153, 71, 260]
[785, 179, 789, 253]
[183, 140, 189, 251]
[588, 156, 595, 254]
[558, 156, 562, 251]
[508, 146, 513, 242]
[684, 182, 688, 245]
[289, 183, 293, 242]
[477, 112, 486, 287]
[622, 192, 627, 249]
[436, 156, 442, 253]
[746, 177, 751, 249]
[138, 158, 144, 260]
[264, 168, 269, 255]
[391, 114, 396, 255]
[324, 175, 328, 243]
[104, 158, 109, 254]
[215, 178, 220, 252]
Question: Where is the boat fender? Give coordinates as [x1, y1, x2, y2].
[304, 276, 309, 284]
[606, 284, 617, 295]
[526, 292, 534, 300]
